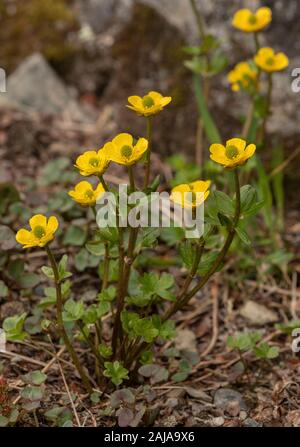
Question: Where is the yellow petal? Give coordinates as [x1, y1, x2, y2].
[226, 138, 246, 153]
[256, 7, 272, 25]
[191, 180, 211, 193]
[243, 143, 256, 160]
[29, 214, 47, 230]
[112, 133, 133, 148]
[232, 9, 251, 28]
[275, 53, 289, 70]
[128, 96, 143, 107]
[95, 183, 105, 198]
[148, 91, 163, 103]
[134, 137, 148, 157]
[77, 181, 93, 193]
[39, 233, 55, 247]
[160, 97, 172, 107]
[16, 229, 36, 247]
[46, 216, 59, 234]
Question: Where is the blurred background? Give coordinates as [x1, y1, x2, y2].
[0, 0, 299, 208]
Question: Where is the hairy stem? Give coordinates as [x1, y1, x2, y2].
[164, 169, 241, 320]
[45, 245, 92, 394]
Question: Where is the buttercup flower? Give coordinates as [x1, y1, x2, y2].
[232, 7, 272, 32]
[228, 62, 258, 91]
[254, 47, 289, 72]
[127, 91, 172, 117]
[75, 145, 110, 177]
[16, 214, 59, 249]
[108, 133, 148, 166]
[210, 138, 256, 169]
[171, 181, 211, 209]
[68, 181, 105, 207]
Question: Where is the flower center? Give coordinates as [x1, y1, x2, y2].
[84, 190, 94, 199]
[121, 145, 133, 158]
[33, 225, 46, 239]
[142, 95, 155, 108]
[248, 14, 257, 24]
[225, 145, 239, 159]
[266, 57, 275, 66]
[89, 157, 99, 167]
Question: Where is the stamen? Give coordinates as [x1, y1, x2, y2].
[121, 145, 133, 158]
[33, 225, 46, 238]
[225, 145, 239, 159]
[142, 95, 155, 108]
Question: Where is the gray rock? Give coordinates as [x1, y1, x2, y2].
[214, 388, 248, 412]
[0, 53, 87, 122]
[175, 329, 197, 353]
[240, 301, 278, 326]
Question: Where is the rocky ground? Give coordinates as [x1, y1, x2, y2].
[0, 0, 300, 427]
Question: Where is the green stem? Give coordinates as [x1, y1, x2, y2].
[45, 246, 92, 394]
[112, 226, 139, 359]
[189, 0, 206, 41]
[128, 165, 135, 192]
[259, 73, 273, 144]
[164, 169, 241, 320]
[99, 175, 109, 192]
[254, 32, 260, 52]
[102, 242, 110, 291]
[143, 116, 153, 189]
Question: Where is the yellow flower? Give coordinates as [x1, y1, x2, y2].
[254, 47, 289, 72]
[171, 181, 211, 209]
[210, 138, 256, 169]
[75, 145, 110, 176]
[68, 181, 105, 207]
[232, 7, 272, 32]
[108, 133, 148, 166]
[16, 214, 59, 249]
[127, 91, 172, 117]
[228, 62, 257, 91]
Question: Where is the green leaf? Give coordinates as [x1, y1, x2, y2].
[197, 252, 219, 275]
[227, 332, 261, 352]
[240, 185, 256, 213]
[265, 250, 293, 267]
[21, 385, 44, 402]
[74, 248, 89, 272]
[0, 183, 20, 217]
[63, 226, 87, 246]
[271, 144, 284, 231]
[58, 255, 72, 280]
[254, 342, 279, 359]
[159, 320, 176, 341]
[99, 344, 113, 359]
[41, 265, 55, 279]
[213, 191, 235, 216]
[18, 273, 40, 289]
[140, 351, 154, 365]
[235, 224, 251, 246]
[0, 225, 17, 250]
[97, 286, 116, 302]
[160, 227, 185, 246]
[0, 280, 8, 298]
[193, 74, 221, 144]
[98, 301, 110, 318]
[39, 158, 70, 186]
[62, 300, 84, 322]
[256, 157, 273, 229]
[3, 313, 27, 341]
[132, 318, 159, 343]
[104, 361, 129, 386]
[21, 370, 47, 386]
